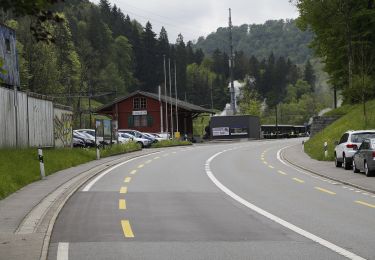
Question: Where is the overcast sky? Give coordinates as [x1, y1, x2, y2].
[91, 0, 299, 43]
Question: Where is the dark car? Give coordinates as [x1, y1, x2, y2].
[352, 138, 375, 177]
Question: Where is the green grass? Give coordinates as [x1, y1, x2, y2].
[305, 100, 375, 161]
[0, 142, 141, 199]
[151, 139, 192, 148]
[193, 114, 212, 137]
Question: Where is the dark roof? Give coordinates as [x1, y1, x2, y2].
[95, 90, 215, 114]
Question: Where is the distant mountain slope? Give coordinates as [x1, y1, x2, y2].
[195, 19, 313, 64]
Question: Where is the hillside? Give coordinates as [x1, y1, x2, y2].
[195, 19, 313, 64]
[305, 100, 375, 161]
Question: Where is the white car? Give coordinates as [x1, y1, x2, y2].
[334, 130, 375, 169]
[119, 132, 151, 148]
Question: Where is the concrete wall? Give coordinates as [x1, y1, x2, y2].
[310, 116, 340, 137]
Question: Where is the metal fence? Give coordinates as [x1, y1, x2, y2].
[0, 87, 72, 148]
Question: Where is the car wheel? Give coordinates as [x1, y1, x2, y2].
[335, 154, 342, 167]
[365, 162, 373, 177]
[137, 141, 144, 148]
[343, 155, 351, 170]
[353, 160, 360, 173]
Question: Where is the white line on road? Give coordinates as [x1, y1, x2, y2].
[82, 152, 161, 192]
[205, 149, 365, 260]
[57, 242, 69, 260]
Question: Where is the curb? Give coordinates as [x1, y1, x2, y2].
[281, 146, 375, 195]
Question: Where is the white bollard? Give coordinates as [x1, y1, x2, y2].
[96, 147, 100, 160]
[38, 148, 46, 179]
[324, 141, 328, 158]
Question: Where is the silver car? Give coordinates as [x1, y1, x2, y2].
[352, 138, 375, 177]
[334, 130, 375, 170]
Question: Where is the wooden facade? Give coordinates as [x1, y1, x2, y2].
[95, 91, 214, 136]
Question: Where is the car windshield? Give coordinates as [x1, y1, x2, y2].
[351, 133, 375, 143]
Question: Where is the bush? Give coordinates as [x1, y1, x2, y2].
[151, 139, 192, 148]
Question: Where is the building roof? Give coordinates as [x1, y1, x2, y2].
[95, 90, 216, 114]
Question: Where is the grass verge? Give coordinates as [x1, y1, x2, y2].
[151, 139, 192, 148]
[305, 100, 375, 161]
[0, 142, 141, 199]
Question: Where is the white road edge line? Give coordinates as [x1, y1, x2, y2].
[57, 242, 69, 260]
[205, 149, 365, 260]
[82, 152, 161, 192]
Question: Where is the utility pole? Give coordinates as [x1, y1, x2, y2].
[174, 60, 179, 133]
[229, 8, 236, 115]
[169, 58, 174, 138]
[163, 55, 168, 134]
[159, 85, 163, 133]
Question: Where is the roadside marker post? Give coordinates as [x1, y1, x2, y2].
[324, 142, 328, 158]
[96, 145, 100, 160]
[38, 148, 46, 179]
[302, 140, 305, 152]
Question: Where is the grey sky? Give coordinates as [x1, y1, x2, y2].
[92, 0, 299, 43]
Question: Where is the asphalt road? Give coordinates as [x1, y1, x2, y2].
[48, 139, 375, 260]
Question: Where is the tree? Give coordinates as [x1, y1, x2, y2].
[304, 59, 316, 91]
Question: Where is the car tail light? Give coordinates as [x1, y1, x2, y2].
[346, 144, 357, 149]
[372, 151, 375, 158]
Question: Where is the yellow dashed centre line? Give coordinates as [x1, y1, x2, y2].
[278, 170, 287, 175]
[355, 200, 375, 208]
[130, 170, 137, 175]
[124, 177, 131, 183]
[268, 165, 274, 169]
[121, 220, 135, 238]
[293, 178, 305, 183]
[119, 199, 127, 210]
[145, 160, 152, 164]
[137, 164, 144, 169]
[119, 187, 128, 194]
[315, 187, 336, 195]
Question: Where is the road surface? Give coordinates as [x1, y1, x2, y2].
[48, 139, 375, 260]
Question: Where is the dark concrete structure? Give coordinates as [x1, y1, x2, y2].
[210, 115, 260, 139]
[0, 23, 19, 87]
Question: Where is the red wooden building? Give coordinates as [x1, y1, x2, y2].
[95, 91, 214, 136]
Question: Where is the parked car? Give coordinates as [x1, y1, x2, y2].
[352, 138, 375, 177]
[117, 133, 133, 144]
[334, 130, 375, 169]
[118, 131, 151, 148]
[143, 132, 162, 142]
[73, 130, 95, 147]
[73, 137, 85, 148]
[118, 129, 154, 146]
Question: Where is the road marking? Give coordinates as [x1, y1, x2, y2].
[172, 151, 177, 154]
[205, 150, 365, 260]
[57, 242, 69, 260]
[130, 170, 137, 175]
[120, 187, 128, 194]
[268, 165, 274, 169]
[263, 161, 268, 165]
[145, 160, 152, 164]
[82, 152, 160, 191]
[355, 200, 375, 208]
[138, 164, 144, 168]
[121, 220, 135, 238]
[315, 187, 336, 195]
[119, 199, 127, 209]
[154, 156, 160, 159]
[124, 177, 131, 183]
[163, 153, 169, 157]
[278, 170, 287, 175]
[293, 178, 305, 183]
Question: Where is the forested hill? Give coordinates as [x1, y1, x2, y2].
[195, 19, 313, 64]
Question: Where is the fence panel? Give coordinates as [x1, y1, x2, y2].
[28, 97, 54, 147]
[0, 87, 16, 147]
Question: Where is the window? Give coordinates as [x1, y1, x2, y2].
[133, 97, 147, 110]
[5, 38, 11, 53]
[133, 115, 147, 127]
[339, 133, 348, 144]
